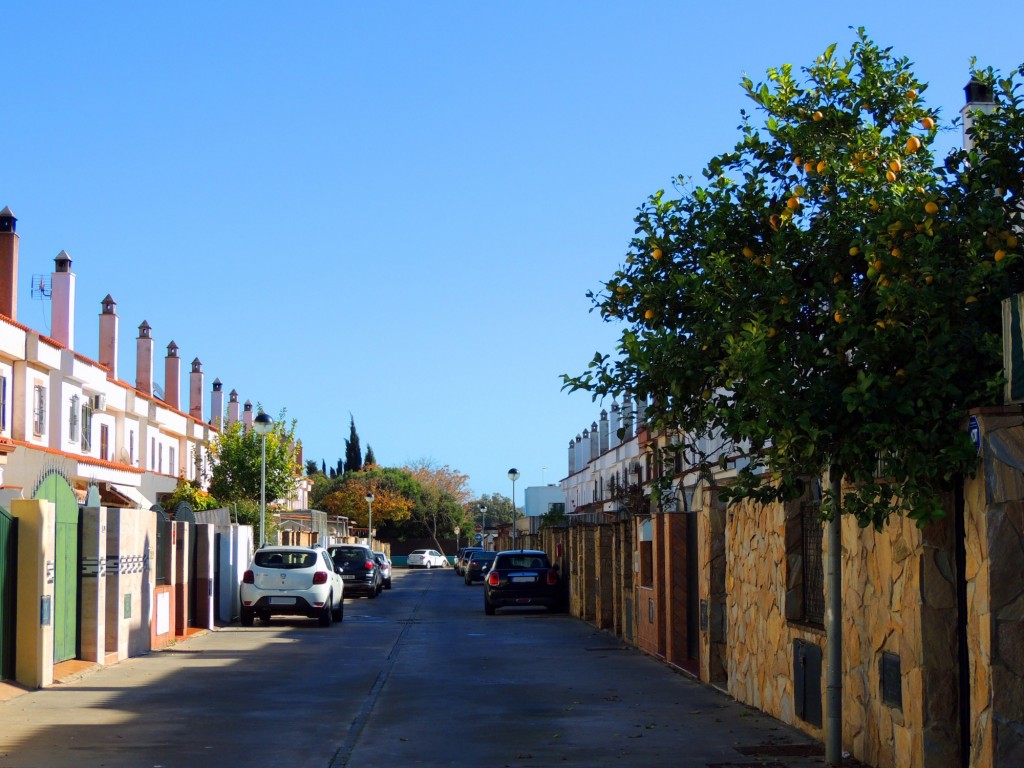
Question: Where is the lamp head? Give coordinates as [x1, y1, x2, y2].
[253, 411, 274, 435]
[365, 493, 375, 503]
[507, 468, 520, 481]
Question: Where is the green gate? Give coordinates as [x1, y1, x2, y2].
[0, 506, 16, 679]
[34, 474, 80, 664]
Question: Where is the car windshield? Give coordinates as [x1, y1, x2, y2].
[331, 548, 369, 564]
[496, 554, 549, 569]
[254, 551, 316, 569]
[471, 553, 495, 562]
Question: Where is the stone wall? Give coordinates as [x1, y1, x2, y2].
[966, 408, 1024, 768]
[722, 491, 959, 768]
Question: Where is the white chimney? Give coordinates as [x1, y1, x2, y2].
[99, 295, 119, 379]
[51, 251, 75, 348]
[210, 379, 223, 428]
[189, 358, 204, 421]
[136, 321, 154, 396]
[568, 440, 576, 476]
[228, 389, 240, 425]
[590, 422, 600, 461]
[599, 409, 609, 454]
[622, 396, 634, 440]
[0, 207, 18, 321]
[962, 78, 995, 152]
[164, 342, 180, 410]
[242, 400, 253, 431]
[610, 402, 621, 448]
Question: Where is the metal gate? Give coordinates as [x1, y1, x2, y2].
[0, 506, 16, 679]
[34, 473, 81, 664]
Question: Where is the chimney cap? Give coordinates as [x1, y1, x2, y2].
[0, 207, 15, 233]
[965, 78, 993, 104]
[138, 320, 152, 338]
[101, 295, 117, 313]
[167, 341, 178, 355]
[191, 357, 202, 372]
[243, 400, 253, 411]
[212, 378, 222, 390]
[54, 250, 72, 271]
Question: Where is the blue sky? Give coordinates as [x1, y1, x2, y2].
[2, 2, 1022, 501]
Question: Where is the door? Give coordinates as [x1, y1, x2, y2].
[35, 473, 81, 663]
[0, 506, 16, 679]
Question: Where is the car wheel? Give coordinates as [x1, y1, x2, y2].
[465, 576, 472, 586]
[484, 598, 495, 616]
[384, 579, 392, 590]
[425, 561, 431, 569]
[318, 602, 333, 627]
[332, 597, 344, 622]
[368, 585, 378, 599]
[240, 606, 255, 627]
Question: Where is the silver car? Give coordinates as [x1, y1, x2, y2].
[239, 545, 345, 627]
[373, 551, 393, 589]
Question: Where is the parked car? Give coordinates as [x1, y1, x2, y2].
[373, 551, 393, 589]
[483, 549, 565, 615]
[464, 550, 497, 585]
[239, 545, 344, 627]
[407, 549, 447, 568]
[454, 546, 483, 575]
[328, 544, 383, 598]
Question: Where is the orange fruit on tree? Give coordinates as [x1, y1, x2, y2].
[921, 116, 935, 130]
[849, 246, 860, 256]
[925, 274, 934, 285]
[804, 161, 815, 174]
[787, 197, 801, 210]
[767, 327, 777, 338]
[817, 160, 828, 173]
[924, 201, 939, 215]
[812, 110, 824, 121]
[743, 246, 756, 259]
[906, 89, 918, 100]
[906, 135, 922, 153]
[834, 311, 844, 324]
[966, 296, 978, 304]
[886, 170, 897, 183]
[889, 159, 902, 173]
[644, 309, 655, 320]
[995, 249, 1006, 262]
[652, 248, 663, 260]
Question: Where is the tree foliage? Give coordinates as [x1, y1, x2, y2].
[344, 415, 362, 473]
[208, 414, 300, 505]
[468, 493, 514, 527]
[566, 32, 1024, 529]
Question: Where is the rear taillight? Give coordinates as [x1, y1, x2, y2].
[242, 570, 254, 584]
[364, 560, 375, 570]
[487, 571, 500, 586]
[546, 570, 559, 586]
[313, 571, 328, 585]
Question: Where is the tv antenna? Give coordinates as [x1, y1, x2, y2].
[30, 275, 51, 300]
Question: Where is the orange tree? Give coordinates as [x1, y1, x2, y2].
[566, 31, 1024, 529]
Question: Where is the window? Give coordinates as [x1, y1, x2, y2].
[129, 431, 135, 464]
[0, 375, 7, 431]
[169, 447, 176, 475]
[158, 444, 163, 474]
[151, 437, 156, 470]
[81, 400, 93, 452]
[33, 384, 46, 434]
[100, 424, 109, 461]
[69, 395, 79, 442]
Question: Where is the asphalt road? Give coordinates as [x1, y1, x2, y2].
[0, 566, 829, 768]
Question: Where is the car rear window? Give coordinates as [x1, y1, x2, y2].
[330, 547, 370, 564]
[496, 554, 549, 569]
[254, 551, 316, 569]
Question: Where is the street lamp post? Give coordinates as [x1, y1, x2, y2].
[365, 493, 375, 548]
[507, 468, 520, 548]
[252, 411, 275, 547]
[478, 504, 486, 530]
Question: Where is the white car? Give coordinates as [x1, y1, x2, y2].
[407, 549, 447, 568]
[239, 545, 345, 627]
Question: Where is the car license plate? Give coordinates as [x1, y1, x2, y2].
[270, 597, 295, 605]
[342, 575, 355, 580]
[511, 575, 537, 583]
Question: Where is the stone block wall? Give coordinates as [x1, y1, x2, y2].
[966, 408, 1024, 768]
